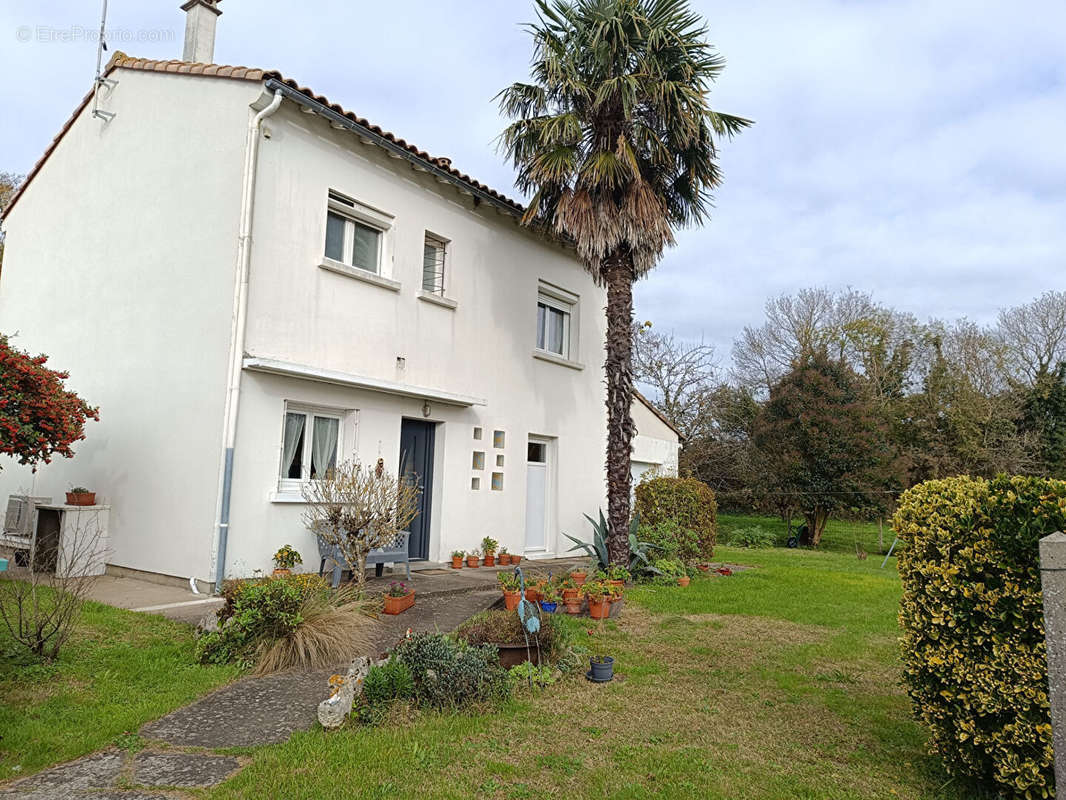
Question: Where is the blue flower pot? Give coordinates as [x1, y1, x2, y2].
[540, 601, 558, 614]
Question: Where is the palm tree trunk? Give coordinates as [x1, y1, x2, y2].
[601, 248, 636, 566]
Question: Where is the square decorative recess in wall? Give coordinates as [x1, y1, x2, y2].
[472, 451, 485, 470]
[491, 472, 504, 491]
[471, 477, 481, 490]
[493, 430, 506, 449]
[473, 426, 483, 440]
[496, 454, 505, 467]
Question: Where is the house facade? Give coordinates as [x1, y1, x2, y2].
[0, 19, 680, 589]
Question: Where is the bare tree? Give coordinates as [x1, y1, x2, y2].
[302, 458, 419, 593]
[633, 321, 718, 441]
[997, 290, 1066, 385]
[0, 510, 105, 662]
[0, 172, 25, 274]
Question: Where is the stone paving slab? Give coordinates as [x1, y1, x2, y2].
[0, 751, 125, 798]
[132, 752, 240, 788]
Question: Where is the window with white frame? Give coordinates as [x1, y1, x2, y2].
[422, 233, 447, 295]
[536, 289, 575, 358]
[278, 406, 342, 493]
[323, 190, 386, 274]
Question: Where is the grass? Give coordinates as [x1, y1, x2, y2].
[718, 512, 894, 558]
[205, 537, 967, 800]
[0, 596, 239, 779]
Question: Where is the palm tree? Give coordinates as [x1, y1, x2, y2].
[498, 0, 750, 564]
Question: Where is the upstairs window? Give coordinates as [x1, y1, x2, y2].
[324, 190, 385, 274]
[536, 293, 573, 358]
[422, 233, 448, 295]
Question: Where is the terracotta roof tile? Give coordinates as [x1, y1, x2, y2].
[2, 53, 526, 221]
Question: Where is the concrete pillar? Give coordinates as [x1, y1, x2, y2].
[1040, 531, 1066, 791]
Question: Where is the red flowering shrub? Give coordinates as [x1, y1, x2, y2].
[0, 335, 98, 469]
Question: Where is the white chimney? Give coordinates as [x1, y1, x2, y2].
[181, 0, 222, 63]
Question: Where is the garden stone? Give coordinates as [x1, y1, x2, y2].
[317, 655, 386, 729]
[1040, 531, 1066, 791]
[0, 751, 124, 797]
[132, 752, 240, 787]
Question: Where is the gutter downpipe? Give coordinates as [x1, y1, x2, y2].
[212, 89, 283, 591]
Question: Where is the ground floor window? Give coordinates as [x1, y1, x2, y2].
[279, 405, 342, 493]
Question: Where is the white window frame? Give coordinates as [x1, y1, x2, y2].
[277, 404, 345, 495]
[535, 283, 578, 361]
[421, 232, 448, 295]
[321, 190, 395, 283]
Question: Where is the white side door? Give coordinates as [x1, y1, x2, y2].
[525, 439, 549, 552]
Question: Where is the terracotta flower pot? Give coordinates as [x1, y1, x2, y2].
[498, 554, 512, 565]
[697, 564, 711, 572]
[525, 587, 540, 603]
[451, 556, 463, 569]
[484, 554, 496, 567]
[678, 575, 691, 587]
[272, 568, 291, 578]
[503, 590, 521, 611]
[511, 555, 522, 566]
[571, 572, 587, 587]
[383, 591, 415, 615]
[65, 491, 96, 506]
[588, 597, 611, 620]
[564, 599, 583, 615]
[607, 579, 625, 593]
[562, 588, 579, 603]
[467, 556, 480, 568]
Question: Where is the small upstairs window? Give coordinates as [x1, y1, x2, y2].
[324, 190, 386, 274]
[536, 293, 572, 358]
[422, 233, 447, 295]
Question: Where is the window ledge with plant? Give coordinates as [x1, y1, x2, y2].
[319, 258, 401, 292]
[532, 348, 584, 370]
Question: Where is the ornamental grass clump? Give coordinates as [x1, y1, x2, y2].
[894, 475, 1066, 799]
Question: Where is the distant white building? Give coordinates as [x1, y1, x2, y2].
[0, 2, 680, 589]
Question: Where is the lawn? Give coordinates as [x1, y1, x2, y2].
[0, 595, 239, 779]
[718, 511, 894, 557]
[206, 543, 965, 800]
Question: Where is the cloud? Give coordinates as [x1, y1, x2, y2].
[2, 0, 1063, 364]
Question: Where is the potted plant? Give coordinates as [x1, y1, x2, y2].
[539, 584, 560, 614]
[481, 537, 498, 567]
[272, 544, 302, 577]
[581, 580, 612, 620]
[466, 548, 481, 568]
[498, 547, 511, 566]
[570, 567, 588, 587]
[497, 572, 521, 611]
[678, 574, 691, 587]
[589, 654, 614, 683]
[558, 576, 581, 614]
[451, 550, 465, 569]
[524, 574, 542, 604]
[511, 552, 523, 566]
[605, 565, 630, 592]
[65, 486, 96, 506]
[383, 581, 415, 615]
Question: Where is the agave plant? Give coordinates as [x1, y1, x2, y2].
[563, 510, 658, 575]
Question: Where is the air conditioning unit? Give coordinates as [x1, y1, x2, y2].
[3, 495, 52, 544]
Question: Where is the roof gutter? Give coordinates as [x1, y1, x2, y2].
[263, 78, 524, 221]
[211, 88, 283, 591]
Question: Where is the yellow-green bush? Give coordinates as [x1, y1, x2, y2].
[894, 475, 1066, 799]
[633, 476, 717, 559]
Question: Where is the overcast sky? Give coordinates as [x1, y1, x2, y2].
[3, 1, 1064, 365]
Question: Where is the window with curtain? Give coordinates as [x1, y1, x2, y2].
[278, 407, 342, 492]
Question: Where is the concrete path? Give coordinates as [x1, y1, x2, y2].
[85, 575, 223, 625]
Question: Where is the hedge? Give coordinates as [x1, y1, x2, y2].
[633, 476, 717, 560]
[894, 475, 1066, 799]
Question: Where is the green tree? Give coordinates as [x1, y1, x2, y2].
[1020, 362, 1066, 478]
[498, 0, 750, 563]
[751, 354, 897, 546]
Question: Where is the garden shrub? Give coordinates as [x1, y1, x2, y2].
[649, 557, 686, 584]
[392, 632, 511, 709]
[634, 476, 717, 559]
[894, 475, 1066, 799]
[197, 578, 304, 667]
[362, 656, 414, 707]
[726, 525, 777, 549]
[637, 520, 702, 564]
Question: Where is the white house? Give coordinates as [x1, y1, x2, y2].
[0, 1, 680, 590]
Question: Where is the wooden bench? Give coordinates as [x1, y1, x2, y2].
[317, 531, 411, 588]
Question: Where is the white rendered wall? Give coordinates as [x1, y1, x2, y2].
[631, 398, 681, 477]
[224, 102, 611, 575]
[0, 70, 255, 583]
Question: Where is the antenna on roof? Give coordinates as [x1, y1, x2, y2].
[91, 0, 116, 122]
